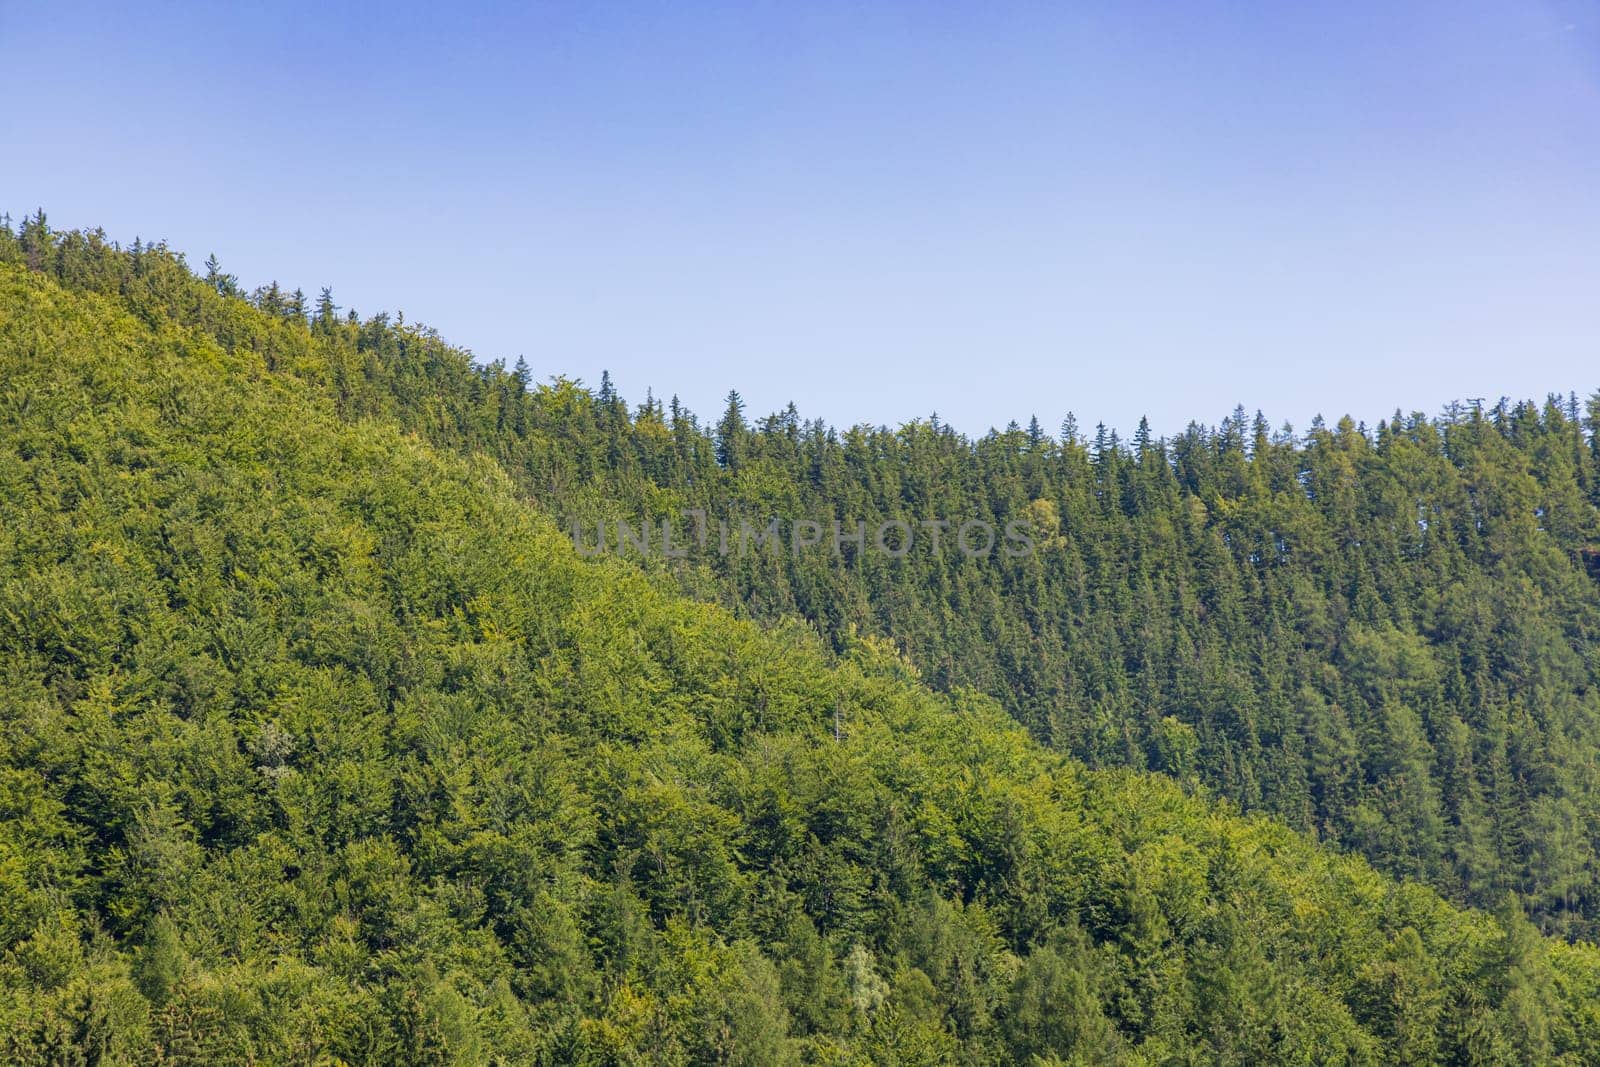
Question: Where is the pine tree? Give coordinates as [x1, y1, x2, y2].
[717, 389, 747, 468]
[314, 286, 339, 327]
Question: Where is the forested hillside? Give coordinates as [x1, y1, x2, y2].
[9, 214, 1597, 942]
[4, 221, 1600, 1062]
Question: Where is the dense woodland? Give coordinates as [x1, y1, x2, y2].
[12, 215, 1596, 937]
[4, 214, 1600, 1063]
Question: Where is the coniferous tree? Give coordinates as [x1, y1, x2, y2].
[717, 388, 748, 469]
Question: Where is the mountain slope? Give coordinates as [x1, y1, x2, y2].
[12, 215, 1600, 935]
[1, 252, 1600, 1061]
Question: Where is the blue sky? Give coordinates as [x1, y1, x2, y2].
[4, 1, 1597, 438]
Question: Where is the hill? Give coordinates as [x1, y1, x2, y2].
[15, 212, 1599, 939]
[1, 223, 1600, 1061]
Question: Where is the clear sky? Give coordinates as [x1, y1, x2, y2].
[4, 1, 1597, 438]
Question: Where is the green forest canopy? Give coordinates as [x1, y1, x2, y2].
[2, 215, 1600, 1063]
[18, 213, 1600, 938]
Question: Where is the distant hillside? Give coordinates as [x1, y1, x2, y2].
[2, 222, 1600, 1062]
